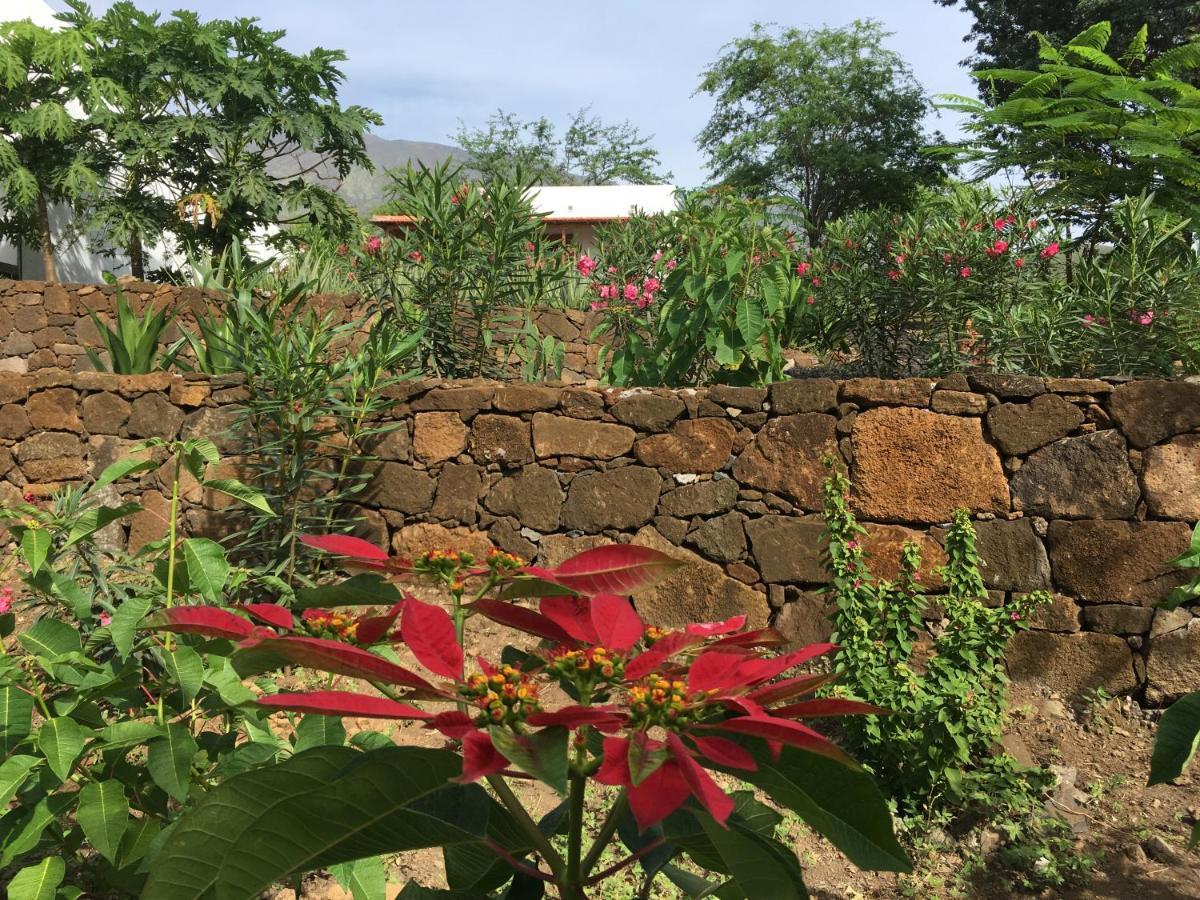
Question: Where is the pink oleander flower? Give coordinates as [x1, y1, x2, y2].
[811, 277, 821, 287]
[960, 267, 972, 278]
[408, 250, 422, 263]
[894, 254, 906, 266]
[364, 236, 382, 255]
[665, 259, 677, 271]
[1027, 218, 1038, 230]
[652, 249, 663, 262]
[1040, 242, 1060, 259]
[99, 612, 112, 627]
[1082, 314, 1095, 327]
[806, 295, 815, 305]
[1014, 257, 1025, 269]
[636, 296, 651, 309]
[887, 270, 901, 281]
[642, 277, 661, 295]
[943, 253, 953, 265]
[623, 283, 639, 302]
[576, 255, 598, 277]
[589, 300, 608, 312]
[607, 265, 618, 274]
[0, 585, 12, 615]
[796, 261, 811, 276]
[993, 218, 1007, 231]
[1010, 612, 1021, 622]
[985, 240, 1008, 259]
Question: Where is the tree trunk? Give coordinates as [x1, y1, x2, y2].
[128, 232, 145, 281]
[36, 192, 58, 283]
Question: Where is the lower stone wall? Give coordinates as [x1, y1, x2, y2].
[2, 370, 1199, 702]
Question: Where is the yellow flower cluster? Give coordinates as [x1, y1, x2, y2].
[303, 612, 358, 642]
[461, 665, 539, 726]
[547, 645, 624, 695]
[486, 548, 523, 571]
[627, 675, 695, 730]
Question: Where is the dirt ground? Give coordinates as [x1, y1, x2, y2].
[265, 610, 1200, 899]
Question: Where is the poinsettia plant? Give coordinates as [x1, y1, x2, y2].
[140, 536, 909, 898]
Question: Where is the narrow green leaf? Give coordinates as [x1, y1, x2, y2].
[295, 573, 402, 609]
[37, 716, 88, 782]
[181, 538, 230, 604]
[77, 779, 128, 864]
[0, 755, 40, 807]
[7, 856, 65, 900]
[202, 478, 276, 515]
[93, 455, 159, 491]
[147, 722, 198, 802]
[108, 596, 152, 658]
[1149, 691, 1200, 785]
[20, 528, 51, 575]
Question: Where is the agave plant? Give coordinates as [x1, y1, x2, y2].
[84, 285, 178, 374]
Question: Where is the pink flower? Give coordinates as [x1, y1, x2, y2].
[796, 261, 811, 276]
[1082, 314, 1095, 327]
[1027, 218, 1038, 230]
[993, 218, 1007, 231]
[99, 612, 112, 627]
[576, 255, 597, 277]
[408, 250, 422, 263]
[1010, 612, 1021, 622]
[846, 540, 858, 550]
[887, 270, 901, 281]
[364, 236, 382, 255]
[1014, 257, 1025, 269]
[806, 295, 815, 305]
[589, 300, 608, 311]
[0, 586, 12, 615]
[960, 267, 972, 278]
[607, 266, 618, 274]
[635, 295, 651, 309]
[1040, 242, 1060, 259]
[985, 240, 1008, 259]
[527, 242, 536, 252]
[642, 277, 661, 295]
[597, 284, 616, 301]
[844, 238, 855, 249]
[811, 277, 821, 287]
[651, 249, 663, 263]
[894, 254, 906, 266]
[623, 283, 639, 302]
[665, 259, 677, 271]
[943, 253, 953, 265]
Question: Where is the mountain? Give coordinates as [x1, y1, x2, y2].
[280, 133, 470, 216]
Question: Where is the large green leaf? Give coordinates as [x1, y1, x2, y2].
[0, 684, 34, 754]
[18, 618, 82, 661]
[717, 741, 909, 873]
[0, 755, 40, 807]
[99, 721, 166, 751]
[489, 726, 568, 794]
[7, 856, 65, 900]
[294, 573, 402, 609]
[93, 455, 159, 491]
[37, 716, 88, 782]
[77, 779, 129, 864]
[0, 794, 74, 866]
[181, 538, 230, 604]
[109, 596, 152, 658]
[1150, 691, 1200, 785]
[162, 645, 206, 703]
[699, 814, 807, 899]
[734, 296, 766, 345]
[20, 528, 51, 575]
[142, 746, 490, 900]
[294, 714, 347, 754]
[147, 723, 198, 802]
[330, 855, 387, 900]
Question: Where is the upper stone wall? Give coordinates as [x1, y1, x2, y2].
[0, 279, 603, 382]
[1, 369, 1198, 703]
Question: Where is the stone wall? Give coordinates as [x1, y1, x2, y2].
[0, 279, 602, 382]
[1, 368, 1199, 702]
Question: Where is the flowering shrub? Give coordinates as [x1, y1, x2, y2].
[140, 536, 909, 897]
[584, 190, 811, 385]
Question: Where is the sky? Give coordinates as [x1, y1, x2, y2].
[46, 0, 980, 188]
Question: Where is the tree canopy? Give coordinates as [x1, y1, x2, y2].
[695, 20, 947, 240]
[453, 108, 669, 185]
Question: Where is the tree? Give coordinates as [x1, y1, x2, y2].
[938, 22, 1200, 237]
[454, 108, 668, 185]
[0, 18, 108, 281]
[696, 21, 946, 240]
[936, 0, 1200, 96]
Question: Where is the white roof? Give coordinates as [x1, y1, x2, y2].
[524, 184, 678, 221]
[4, 0, 61, 28]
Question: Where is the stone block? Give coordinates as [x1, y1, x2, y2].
[745, 516, 827, 583]
[484, 465, 564, 532]
[469, 414, 532, 467]
[80, 392, 131, 435]
[611, 393, 686, 431]
[27, 388, 81, 432]
[732, 413, 837, 511]
[1011, 430, 1138, 519]
[1007, 631, 1136, 697]
[635, 418, 736, 474]
[1047, 520, 1192, 604]
[1142, 434, 1200, 520]
[657, 478, 738, 518]
[561, 467, 662, 532]
[685, 511, 746, 563]
[413, 412, 468, 464]
[769, 378, 838, 414]
[127, 393, 184, 439]
[363, 461, 436, 513]
[841, 377, 933, 408]
[532, 413, 634, 460]
[1109, 380, 1200, 448]
[986, 393, 1084, 456]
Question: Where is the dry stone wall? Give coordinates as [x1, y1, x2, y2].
[0, 279, 602, 382]
[1, 366, 1199, 702]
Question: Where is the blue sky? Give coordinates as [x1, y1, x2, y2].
[50, 0, 979, 187]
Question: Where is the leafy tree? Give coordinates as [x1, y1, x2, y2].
[454, 107, 669, 185]
[0, 17, 107, 281]
[938, 21, 1200, 237]
[695, 20, 946, 240]
[936, 0, 1200, 96]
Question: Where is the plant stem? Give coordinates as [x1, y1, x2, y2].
[581, 789, 628, 877]
[566, 773, 585, 888]
[487, 773, 568, 886]
[164, 448, 182, 609]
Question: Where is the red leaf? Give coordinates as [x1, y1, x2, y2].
[400, 596, 464, 680]
[467, 598, 575, 644]
[734, 643, 837, 686]
[709, 717, 857, 767]
[459, 731, 508, 782]
[668, 732, 733, 825]
[770, 698, 889, 718]
[746, 673, 836, 706]
[593, 736, 631, 786]
[237, 604, 295, 631]
[551, 545, 682, 595]
[526, 706, 624, 730]
[589, 594, 644, 651]
[685, 615, 746, 637]
[235, 635, 441, 695]
[624, 632, 700, 682]
[688, 650, 751, 694]
[539, 596, 600, 645]
[258, 690, 431, 719]
[691, 736, 757, 771]
[150, 606, 254, 640]
[712, 628, 786, 649]
[628, 759, 692, 831]
[427, 710, 476, 739]
[300, 534, 389, 561]
[354, 602, 404, 645]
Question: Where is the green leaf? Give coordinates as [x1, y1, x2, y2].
[1149, 691, 1200, 785]
[330, 855, 387, 900]
[18, 618, 82, 661]
[0, 755, 40, 808]
[717, 741, 910, 873]
[77, 779, 128, 864]
[181, 538, 230, 604]
[699, 814, 808, 899]
[93, 455, 159, 491]
[489, 726, 568, 794]
[0, 684, 34, 754]
[7, 856, 65, 900]
[202, 477, 276, 515]
[163, 645, 205, 703]
[294, 714, 347, 753]
[20, 528, 51, 575]
[98, 720, 166, 750]
[295, 573, 403, 609]
[142, 747, 489, 900]
[1, 794, 73, 866]
[37, 716, 88, 782]
[734, 296, 765, 345]
[63, 503, 141, 548]
[147, 722, 198, 802]
[108, 596, 152, 657]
